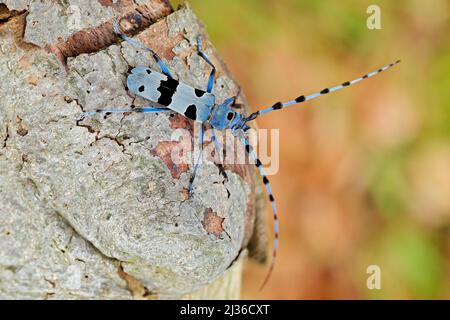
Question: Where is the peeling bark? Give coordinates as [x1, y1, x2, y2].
[202, 208, 225, 238]
[0, 0, 263, 299]
[47, 0, 173, 66]
[0, 3, 25, 22]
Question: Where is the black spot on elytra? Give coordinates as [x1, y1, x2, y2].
[195, 88, 206, 97]
[320, 88, 330, 94]
[138, 85, 145, 92]
[146, 69, 152, 74]
[227, 112, 234, 121]
[184, 105, 197, 120]
[157, 78, 179, 106]
[255, 159, 262, 167]
[342, 81, 351, 87]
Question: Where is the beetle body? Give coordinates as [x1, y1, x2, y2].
[127, 66, 249, 132]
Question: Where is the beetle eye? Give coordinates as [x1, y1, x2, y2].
[227, 112, 234, 121]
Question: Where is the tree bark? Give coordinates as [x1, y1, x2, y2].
[0, 0, 265, 299]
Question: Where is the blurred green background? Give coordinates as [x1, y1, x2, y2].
[172, 0, 450, 299]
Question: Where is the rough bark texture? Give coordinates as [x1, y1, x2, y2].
[0, 0, 264, 299]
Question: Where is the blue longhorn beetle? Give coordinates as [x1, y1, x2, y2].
[81, 19, 400, 289]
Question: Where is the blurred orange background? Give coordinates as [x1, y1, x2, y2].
[171, 0, 450, 299]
